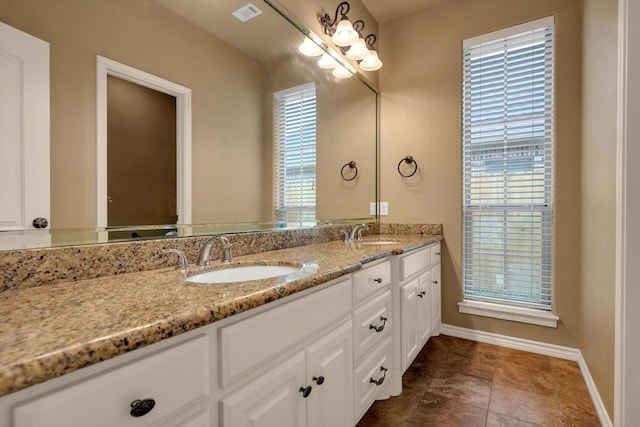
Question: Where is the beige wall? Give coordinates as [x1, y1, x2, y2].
[0, 0, 266, 228]
[379, 0, 616, 416]
[580, 0, 618, 416]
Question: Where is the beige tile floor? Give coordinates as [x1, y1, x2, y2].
[356, 335, 601, 427]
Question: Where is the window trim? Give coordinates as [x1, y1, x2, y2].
[460, 16, 556, 322]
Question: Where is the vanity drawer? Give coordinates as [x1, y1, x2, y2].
[353, 260, 391, 303]
[400, 247, 431, 281]
[352, 290, 392, 361]
[353, 337, 392, 421]
[13, 335, 209, 427]
[430, 242, 441, 265]
[219, 278, 352, 387]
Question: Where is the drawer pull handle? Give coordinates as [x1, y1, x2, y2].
[313, 376, 325, 385]
[369, 316, 388, 333]
[417, 291, 426, 298]
[299, 385, 313, 398]
[370, 366, 388, 386]
[130, 398, 155, 417]
[373, 277, 383, 283]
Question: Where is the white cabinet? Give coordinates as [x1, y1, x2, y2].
[398, 242, 441, 372]
[220, 321, 353, 427]
[13, 335, 210, 427]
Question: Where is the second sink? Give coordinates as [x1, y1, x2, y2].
[186, 263, 302, 283]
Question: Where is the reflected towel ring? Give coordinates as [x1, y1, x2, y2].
[341, 161, 358, 181]
[397, 156, 418, 178]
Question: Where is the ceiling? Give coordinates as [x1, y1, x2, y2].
[361, 0, 445, 24]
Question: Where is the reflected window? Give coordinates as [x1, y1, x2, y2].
[462, 18, 554, 310]
[273, 82, 317, 225]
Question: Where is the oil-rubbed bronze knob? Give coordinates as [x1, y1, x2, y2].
[313, 376, 325, 385]
[130, 398, 155, 417]
[299, 385, 312, 398]
[373, 277, 382, 283]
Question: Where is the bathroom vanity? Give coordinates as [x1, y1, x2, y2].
[0, 234, 441, 427]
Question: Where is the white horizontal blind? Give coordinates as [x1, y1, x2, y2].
[462, 17, 554, 310]
[273, 82, 316, 225]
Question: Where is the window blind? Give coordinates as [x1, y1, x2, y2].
[273, 82, 316, 225]
[462, 17, 554, 310]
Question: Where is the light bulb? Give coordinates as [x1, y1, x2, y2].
[332, 65, 352, 79]
[298, 37, 323, 57]
[346, 38, 369, 60]
[331, 18, 359, 46]
[318, 53, 339, 69]
[359, 50, 383, 71]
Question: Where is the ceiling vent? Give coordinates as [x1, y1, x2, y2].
[232, 3, 263, 22]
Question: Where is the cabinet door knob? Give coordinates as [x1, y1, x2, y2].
[313, 376, 325, 385]
[373, 277, 382, 283]
[433, 280, 439, 285]
[130, 398, 155, 417]
[32, 217, 48, 228]
[436, 251, 441, 256]
[299, 385, 312, 398]
[417, 291, 426, 298]
[369, 366, 388, 386]
[369, 316, 388, 333]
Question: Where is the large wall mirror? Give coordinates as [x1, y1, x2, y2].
[0, 0, 378, 249]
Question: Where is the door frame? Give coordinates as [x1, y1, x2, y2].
[615, 0, 639, 425]
[96, 55, 192, 227]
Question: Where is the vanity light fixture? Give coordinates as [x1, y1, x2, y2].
[319, 2, 383, 71]
[332, 64, 354, 79]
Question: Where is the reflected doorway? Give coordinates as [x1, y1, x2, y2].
[107, 76, 177, 226]
[96, 56, 192, 228]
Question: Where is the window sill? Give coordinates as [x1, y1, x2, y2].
[458, 300, 559, 328]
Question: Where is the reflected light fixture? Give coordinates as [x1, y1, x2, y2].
[298, 37, 324, 57]
[318, 53, 339, 69]
[332, 64, 354, 79]
[346, 37, 369, 60]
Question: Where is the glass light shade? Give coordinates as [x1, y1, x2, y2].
[332, 65, 353, 79]
[298, 37, 323, 57]
[346, 38, 369, 60]
[331, 18, 359, 46]
[318, 53, 339, 69]
[359, 50, 383, 71]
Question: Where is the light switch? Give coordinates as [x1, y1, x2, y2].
[380, 202, 389, 216]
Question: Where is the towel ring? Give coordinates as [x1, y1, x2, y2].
[341, 161, 358, 181]
[397, 156, 418, 178]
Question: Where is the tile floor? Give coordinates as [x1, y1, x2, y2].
[356, 335, 601, 427]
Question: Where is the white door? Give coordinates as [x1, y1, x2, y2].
[220, 352, 307, 427]
[400, 278, 420, 372]
[0, 21, 50, 231]
[306, 321, 353, 427]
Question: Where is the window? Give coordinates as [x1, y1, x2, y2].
[461, 17, 554, 315]
[273, 82, 317, 225]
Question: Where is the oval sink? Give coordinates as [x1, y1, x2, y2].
[358, 240, 400, 245]
[186, 264, 301, 283]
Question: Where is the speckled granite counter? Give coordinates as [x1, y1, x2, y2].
[0, 233, 441, 397]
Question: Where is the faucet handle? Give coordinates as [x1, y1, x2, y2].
[163, 249, 189, 271]
[222, 240, 244, 262]
[342, 230, 350, 243]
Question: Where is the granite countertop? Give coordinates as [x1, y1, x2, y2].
[0, 234, 441, 397]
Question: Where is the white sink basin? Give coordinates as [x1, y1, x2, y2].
[186, 264, 301, 283]
[358, 240, 400, 245]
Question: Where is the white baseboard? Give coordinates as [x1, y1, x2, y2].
[440, 324, 613, 427]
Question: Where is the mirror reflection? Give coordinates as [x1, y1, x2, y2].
[0, 0, 378, 249]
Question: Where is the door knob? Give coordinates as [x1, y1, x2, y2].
[32, 218, 48, 228]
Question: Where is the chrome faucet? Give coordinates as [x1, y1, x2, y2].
[344, 223, 369, 243]
[197, 235, 244, 266]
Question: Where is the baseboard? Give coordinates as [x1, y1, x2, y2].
[440, 324, 613, 427]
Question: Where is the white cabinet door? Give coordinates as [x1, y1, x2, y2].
[0, 21, 49, 231]
[220, 352, 307, 427]
[400, 278, 420, 372]
[306, 322, 353, 427]
[431, 263, 442, 331]
[417, 270, 433, 345]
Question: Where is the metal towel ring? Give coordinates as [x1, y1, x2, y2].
[341, 161, 358, 181]
[397, 156, 418, 178]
